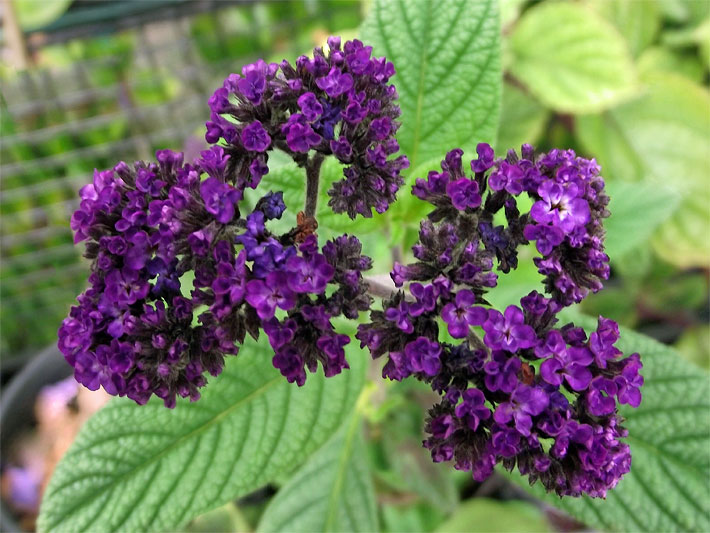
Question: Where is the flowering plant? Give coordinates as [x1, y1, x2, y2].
[38, 2, 709, 532]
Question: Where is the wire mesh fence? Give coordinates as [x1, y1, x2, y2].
[0, 0, 362, 361]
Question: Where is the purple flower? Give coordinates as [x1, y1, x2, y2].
[524, 224, 565, 255]
[200, 177, 241, 224]
[384, 300, 413, 334]
[483, 306, 537, 352]
[614, 353, 643, 407]
[241, 121, 271, 152]
[484, 351, 521, 393]
[245, 272, 297, 319]
[540, 346, 593, 391]
[285, 254, 335, 293]
[586, 376, 618, 416]
[441, 290, 487, 338]
[316, 67, 354, 97]
[531, 181, 590, 232]
[471, 142, 495, 173]
[298, 92, 324, 121]
[454, 388, 491, 431]
[446, 178, 481, 210]
[494, 384, 549, 436]
[273, 346, 307, 386]
[282, 115, 321, 152]
[317, 334, 350, 377]
[404, 337, 442, 376]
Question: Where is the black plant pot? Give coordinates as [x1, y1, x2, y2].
[0, 346, 72, 533]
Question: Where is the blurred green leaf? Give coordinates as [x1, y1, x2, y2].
[382, 502, 447, 533]
[38, 337, 367, 532]
[638, 46, 705, 83]
[14, 0, 72, 30]
[512, 315, 710, 532]
[588, 0, 660, 57]
[603, 180, 681, 259]
[435, 498, 550, 533]
[496, 82, 548, 154]
[500, 0, 528, 27]
[186, 503, 250, 533]
[257, 415, 377, 533]
[509, 2, 638, 113]
[675, 326, 710, 370]
[659, 0, 710, 27]
[361, 0, 501, 171]
[576, 71, 710, 268]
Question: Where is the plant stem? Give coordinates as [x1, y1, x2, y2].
[305, 153, 325, 218]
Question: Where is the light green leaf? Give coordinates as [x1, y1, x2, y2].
[576, 71, 710, 268]
[637, 46, 705, 83]
[509, 2, 638, 113]
[435, 498, 550, 533]
[513, 315, 710, 532]
[495, 82, 548, 154]
[588, 0, 660, 57]
[14, 0, 72, 30]
[603, 180, 681, 259]
[38, 338, 367, 532]
[257, 414, 377, 533]
[361, 0, 501, 172]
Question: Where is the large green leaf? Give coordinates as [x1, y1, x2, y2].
[495, 82, 549, 154]
[603, 180, 681, 259]
[513, 316, 710, 532]
[38, 338, 367, 532]
[361, 0, 501, 172]
[509, 2, 638, 113]
[576, 71, 710, 268]
[257, 414, 377, 532]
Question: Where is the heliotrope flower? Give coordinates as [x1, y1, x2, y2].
[205, 37, 409, 218]
[60, 143, 373, 406]
[358, 144, 641, 498]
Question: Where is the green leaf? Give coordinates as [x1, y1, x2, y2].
[38, 338, 367, 532]
[513, 315, 710, 532]
[509, 2, 638, 113]
[576, 71, 710, 268]
[637, 46, 705, 84]
[588, 0, 660, 57]
[603, 180, 681, 259]
[435, 498, 550, 533]
[257, 414, 377, 533]
[495, 82, 548, 154]
[361, 0, 501, 172]
[14, 0, 72, 30]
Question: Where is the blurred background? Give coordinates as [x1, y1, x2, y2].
[0, 0, 708, 531]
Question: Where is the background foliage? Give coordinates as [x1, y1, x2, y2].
[19, 0, 710, 531]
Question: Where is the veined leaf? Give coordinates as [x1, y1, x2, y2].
[257, 413, 377, 532]
[38, 338, 367, 532]
[510, 2, 638, 113]
[361, 0, 501, 172]
[512, 315, 710, 532]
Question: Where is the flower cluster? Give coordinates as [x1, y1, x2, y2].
[59, 143, 372, 407]
[206, 37, 409, 218]
[358, 145, 642, 498]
